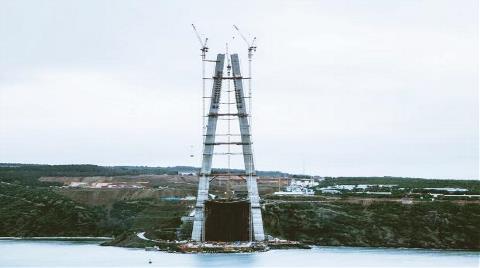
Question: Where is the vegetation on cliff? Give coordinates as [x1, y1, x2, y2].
[263, 201, 480, 250]
[0, 182, 105, 236]
[0, 182, 189, 239]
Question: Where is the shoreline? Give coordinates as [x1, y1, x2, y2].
[1, 238, 478, 254]
[1, 238, 478, 253]
[0, 236, 113, 241]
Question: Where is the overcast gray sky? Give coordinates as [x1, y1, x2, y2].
[0, 0, 478, 179]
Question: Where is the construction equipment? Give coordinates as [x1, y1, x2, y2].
[191, 24, 209, 140]
[233, 25, 256, 57]
[192, 24, 209, 57]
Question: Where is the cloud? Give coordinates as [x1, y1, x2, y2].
[0, 0, 477, 179]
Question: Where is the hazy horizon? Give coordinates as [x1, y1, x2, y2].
[1, 0, 478, 180]
[1, 161, 478, 180]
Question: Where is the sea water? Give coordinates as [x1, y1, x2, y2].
[0, 240, 478, 268]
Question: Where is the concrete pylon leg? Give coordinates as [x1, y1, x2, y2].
[247, 176, 265, 241]
[192, 175, 209, 241]
[231, 54, 265, 241]
[191, 54, 225, 241]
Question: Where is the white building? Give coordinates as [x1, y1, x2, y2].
[274, 178, 315, 196]
[179, 171, 197, 176]
[290, 178, 319, 188]
[68, 182, 88, 188]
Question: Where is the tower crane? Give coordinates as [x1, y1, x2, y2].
[233, 24, 256, 120]
[233, 25, 256, 58]
[191, 24, 209, 144]
[192, 24, 209, 58]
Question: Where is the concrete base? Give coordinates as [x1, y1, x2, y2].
[191, 175, 265, 241]
[204, 200, 250, 241]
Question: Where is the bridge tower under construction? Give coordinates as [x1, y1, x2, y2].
[190, 25, 264, 242]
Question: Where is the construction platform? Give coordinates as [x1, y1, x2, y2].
[143, 240, 310, 253]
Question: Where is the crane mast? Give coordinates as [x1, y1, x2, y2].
[191, 24, 209, 147]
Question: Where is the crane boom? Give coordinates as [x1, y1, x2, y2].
[233, 25, 256, 53]
[233, 25, 250, 46]
[192, 24, 207, 48]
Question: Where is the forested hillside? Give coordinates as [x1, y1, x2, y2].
[263, 200, 480, 250]
[1, 164, 479, 250]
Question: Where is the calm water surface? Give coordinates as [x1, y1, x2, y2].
[0, 240, 478, 268]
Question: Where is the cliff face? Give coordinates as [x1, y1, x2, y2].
[3, 165, 479, 249]
[2, 180, 479, 250]
[263, 201, 480, 250]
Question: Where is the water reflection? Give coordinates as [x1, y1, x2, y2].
[193, 252, 257, 267]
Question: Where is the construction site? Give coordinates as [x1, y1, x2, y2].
[186, 24, 268, 251]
